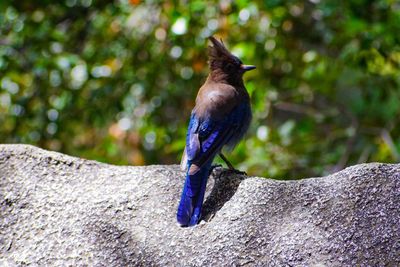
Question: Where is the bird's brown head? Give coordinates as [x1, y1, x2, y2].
[208, 36, 255, 83]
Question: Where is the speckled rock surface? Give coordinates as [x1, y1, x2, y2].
[0, 144, 399, 266]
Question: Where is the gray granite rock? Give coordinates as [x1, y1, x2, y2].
[0, 144, 399, 266]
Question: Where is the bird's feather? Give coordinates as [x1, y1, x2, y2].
[180, 146, 188, 171]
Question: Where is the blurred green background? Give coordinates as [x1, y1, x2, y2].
[1, 0, 400, 179]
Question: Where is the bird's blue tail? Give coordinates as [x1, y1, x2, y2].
[176, 162, 212, 226]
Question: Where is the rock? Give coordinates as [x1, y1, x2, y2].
[0, 144, 399, 266]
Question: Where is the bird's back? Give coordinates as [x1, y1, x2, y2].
[194, 78, 249, 119]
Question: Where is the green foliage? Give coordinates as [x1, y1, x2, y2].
[1, 0, 399, 179]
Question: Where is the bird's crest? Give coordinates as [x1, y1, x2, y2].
[208, 36, 237, 70]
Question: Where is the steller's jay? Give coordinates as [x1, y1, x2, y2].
[177, 36, 255, 227]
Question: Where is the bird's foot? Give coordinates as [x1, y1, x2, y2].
[209, 164, 223, 176]
[218, 153, 247, 175]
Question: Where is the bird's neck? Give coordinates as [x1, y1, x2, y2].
[209, 69, 244, 87]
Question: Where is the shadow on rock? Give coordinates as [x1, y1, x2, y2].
[201, 167, 246, 222]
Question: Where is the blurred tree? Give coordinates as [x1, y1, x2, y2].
[0, 0, 399, 179]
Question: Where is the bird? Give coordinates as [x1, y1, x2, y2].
[176, 36, 256, 227]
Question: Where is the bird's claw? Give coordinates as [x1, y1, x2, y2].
[209, 164, 223, 175]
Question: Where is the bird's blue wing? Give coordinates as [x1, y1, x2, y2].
[185, 113, 236, 174]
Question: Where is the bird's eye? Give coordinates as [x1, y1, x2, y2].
[225, 62, 234, 71]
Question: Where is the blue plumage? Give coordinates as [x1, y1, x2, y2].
[177, 37, 255, 227]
